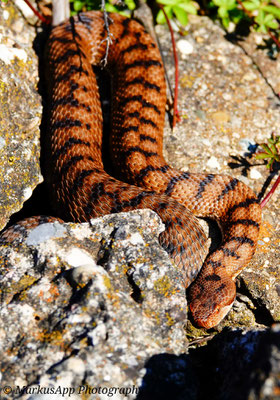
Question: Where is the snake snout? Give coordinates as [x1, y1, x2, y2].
[188, 276, 236, 329]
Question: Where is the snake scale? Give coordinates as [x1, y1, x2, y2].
[2, 11, 262, 329]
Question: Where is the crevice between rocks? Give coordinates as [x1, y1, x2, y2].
[126, 264, 144, 304]
[237, 277, 275, 327]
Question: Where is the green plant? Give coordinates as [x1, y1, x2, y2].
[156, 0, 197, 26]
[70, 0, 197, 25]
[242, 0, 280, 32]
[209, 0, 280, 33]
[256, 133, 280, 170]
[256, 134, 280, 208]
[69, 0, 280, 42]
[69, 0, 136, 15]
[209, 0, 244, 28]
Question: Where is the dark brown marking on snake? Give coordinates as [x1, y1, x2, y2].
[77, 13, 93, 31]
[126, 77, 161, 92]
[195, 174, 215, 199]
[137, 165, 170, 182]
[70, 81, 79, 91]
[127, 111, 140, 118]
[222, 248, 240, 259]
[71, 169, 95, 194]
[120, 95, 161, 115]
[51, 118, 82, 130]
[179, 244, 186, 254]
[48, 36, 73, 44]
[163, 241, 176, 256]
[217, 178, 239, 200]
[123, 59, 162, 72]
[228, 197, 259, 214]
[52, 95, 91, 112]
[125, 146, 158, 158]
[133, 32, 141, 41]
[207, 260, 222, 269]
[228, 218, 260, 228]
[53, 138, 90, 159]
[139, 134, 157, 143]
[84, 182, 116, 216]
[215, 283, 226, 293]
[140, 117, 157, 128]
[121, 43, 148, 55]
[60, 155, 84, 177]
[55, 48, 86, 64]
[120, 17, 131, 39]
[205, 274, 221, 282]
[165, 172, 191, 196]
[56, 65, 89, 83]
[158, 202, 168, 210]
[110, 191, 153, 213]
[175, 216, 183, 227]
[122, 126, 139, 134]
[228, 236, 255, 247]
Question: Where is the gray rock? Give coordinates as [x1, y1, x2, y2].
[188, 324, 280, 400]
[0, 210, 189, 399]
[0, 4, 42, 231]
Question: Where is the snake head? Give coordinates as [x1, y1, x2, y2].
[188, 271, 236, 329]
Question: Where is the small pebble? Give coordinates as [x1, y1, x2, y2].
[3, 10, 9, 20]
[254, 34, 263, 45]
[242, 71, 257, 81]
[0, 137, 5, 151]
[227, 22, 235, 33]
[0, 44, 27, 64]
[206, 156, 221, 170]
[222, 93, 232, 101]
[177, 39, 194, 56]
[211, 111, 230, 123]
[250, 168, 262, 180]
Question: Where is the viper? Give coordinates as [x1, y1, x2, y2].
[1, 11, 262, 329]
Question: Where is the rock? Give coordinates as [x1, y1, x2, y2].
[0, 3, 42, 230]
[0, 210, 189, 398]
[189, 324, 280, 400]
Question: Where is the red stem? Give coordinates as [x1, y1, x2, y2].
[260, 173, 280, 208]
[159, 4, 180, 128]
[23, 0, 50, 24]
[267, 28, 280, 51]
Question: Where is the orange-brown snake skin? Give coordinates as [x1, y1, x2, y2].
[3, 11, 262, 329]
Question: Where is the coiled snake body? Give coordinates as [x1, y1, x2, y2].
[3, 11, 262, 329]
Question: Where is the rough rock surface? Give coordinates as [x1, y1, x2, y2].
[0, 2, 279, 399]
[0, 3, 42, 230]
[0, 210, 189, 399]
[189, 323, 280, 400]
